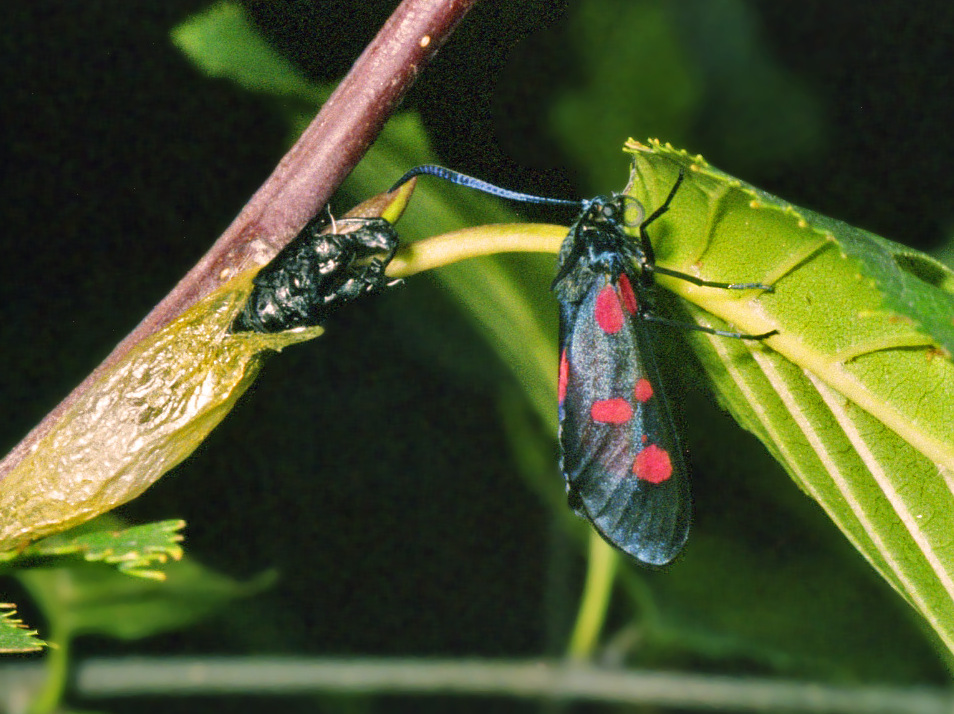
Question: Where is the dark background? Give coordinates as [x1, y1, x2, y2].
[2, 1, 953, 709]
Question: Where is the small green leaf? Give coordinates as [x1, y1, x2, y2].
[1, 517, 270, 651]
[0, 603, 45, 653]
[16, 545, 269, 643]
[626, 138, 954, 652]
[14, 519, 186, 579]
[171, 1, 326, 103]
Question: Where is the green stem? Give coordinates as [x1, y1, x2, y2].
[387, 223, 565, 278]
[29, 630, 69, 714]
[566, 533, 618, 659]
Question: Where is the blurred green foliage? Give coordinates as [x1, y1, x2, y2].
[2, 1, 952, 710]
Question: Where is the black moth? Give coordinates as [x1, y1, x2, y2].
[390, 165, 773, 566]
[232, 213, 399, 333]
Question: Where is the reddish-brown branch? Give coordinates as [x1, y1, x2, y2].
[0, 0, 477, 482]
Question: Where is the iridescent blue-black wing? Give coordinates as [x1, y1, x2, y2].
[558, 272, 691, 566]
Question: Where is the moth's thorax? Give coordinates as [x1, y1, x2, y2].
[553, 195, 645, 306]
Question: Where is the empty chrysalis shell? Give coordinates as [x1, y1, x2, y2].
[0, 183, 413, 551]
[0, 272, 322, 550]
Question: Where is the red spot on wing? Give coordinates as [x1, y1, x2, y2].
[633, 444, 672, 483]
[594, 285, 624, 333]
[591, 398, 633, 424]
[617, 274, 638, 314]
[634, 378, 653, 403]
[558, 350, 569, 405]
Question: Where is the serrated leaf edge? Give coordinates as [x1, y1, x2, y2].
[0, 603, 45, 652]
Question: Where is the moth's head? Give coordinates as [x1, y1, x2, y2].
[581, 194, 646, 233]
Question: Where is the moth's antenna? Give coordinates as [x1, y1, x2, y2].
[389, 165, 582, 208]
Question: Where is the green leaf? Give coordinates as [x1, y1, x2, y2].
[0, 603, 45, 653]
[549, 0, 821, 190]
[0, 517, 270, 647]
[171, 1, 326, 104]
[10, 519, 185, 579]
[16, 539, 270, 643]
[625, 138, 954, 652]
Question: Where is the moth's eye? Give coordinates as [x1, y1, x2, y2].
[621, 199, 645, 228]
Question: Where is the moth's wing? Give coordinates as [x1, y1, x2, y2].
[559, 277, 691, 566]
